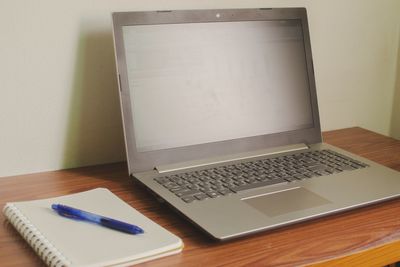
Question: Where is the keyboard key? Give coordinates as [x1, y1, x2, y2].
[284, 176, 298, 182]
[307, 165, 328, 171]
[339, 165, 356, 171]
[293, 174, 307, 179]
[175, 189, 200, 197]
[234, 181, 246, 186]
[182, 196, 196, 203]
[207, 192, 220, 198]
[187, 184, 199, 190]
[231, 178, 287, 192]
[194, 193, 209, 201]
[155, 177, 169, 184]
[219, 189, 232, 195]
[163, 182, 180, 189]
[169, 187, 184, 192]
[211, 185, 225, 191]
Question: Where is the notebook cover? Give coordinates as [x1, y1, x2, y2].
[3, 188, 183, 267]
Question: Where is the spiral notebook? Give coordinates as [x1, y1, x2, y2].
[3, 188, 183, 267]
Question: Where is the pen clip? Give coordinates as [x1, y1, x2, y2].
[52, 204, 84, 220]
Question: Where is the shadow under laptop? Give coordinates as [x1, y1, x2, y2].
[62, 30, 125, 173]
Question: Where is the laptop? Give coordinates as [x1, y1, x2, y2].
[111, 8, 400, 240]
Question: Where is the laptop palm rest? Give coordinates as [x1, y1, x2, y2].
[242, 187, 331, 217]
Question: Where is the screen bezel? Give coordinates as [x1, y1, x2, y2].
[112, 8, 322, 174]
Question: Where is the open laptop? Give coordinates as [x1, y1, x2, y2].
[111, 8, 400, 240]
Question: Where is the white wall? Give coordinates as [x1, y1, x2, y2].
[1, 0, 399, 177]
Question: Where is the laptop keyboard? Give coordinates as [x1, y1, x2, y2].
[154, 149, 368, 203]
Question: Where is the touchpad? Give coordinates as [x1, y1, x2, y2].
[243, 187, 331, 217]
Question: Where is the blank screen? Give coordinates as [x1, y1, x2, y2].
[122, 20, 313, 152]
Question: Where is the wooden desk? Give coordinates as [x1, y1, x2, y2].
[1, 127, 400, 266]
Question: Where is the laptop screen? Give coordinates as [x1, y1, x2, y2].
[122, 19, 314, 152]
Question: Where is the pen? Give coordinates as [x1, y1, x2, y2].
[51, 204, 144, 235]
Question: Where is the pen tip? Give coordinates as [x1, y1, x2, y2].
[134, 227, 144, 234]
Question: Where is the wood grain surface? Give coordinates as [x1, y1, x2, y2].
[1, 127, 400, 267]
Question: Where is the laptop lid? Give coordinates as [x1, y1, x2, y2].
[112, 8, 322, 174]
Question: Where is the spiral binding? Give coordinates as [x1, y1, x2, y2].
[3, 203, 71, 267]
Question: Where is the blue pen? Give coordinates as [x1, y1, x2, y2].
[51, 204, 144, 235]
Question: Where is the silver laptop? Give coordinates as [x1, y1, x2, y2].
[112, 8, 400, 240]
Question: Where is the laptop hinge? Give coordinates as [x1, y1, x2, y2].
[155, 143, 310, 174]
